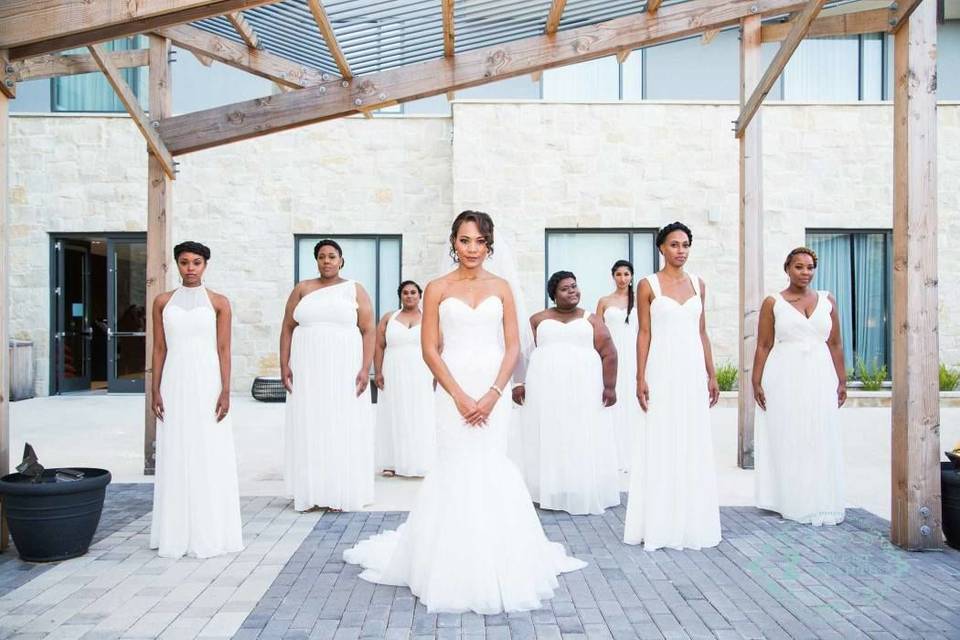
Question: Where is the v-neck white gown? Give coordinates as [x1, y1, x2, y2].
[755, 291, 845, 525]
[624, 273, 721, 550]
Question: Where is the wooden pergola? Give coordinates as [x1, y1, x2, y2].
[0, 0, 942, 550]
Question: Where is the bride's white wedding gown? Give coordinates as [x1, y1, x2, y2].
[343, 295, 586, 614]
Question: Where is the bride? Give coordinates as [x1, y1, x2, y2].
[343, 211, 585, 614]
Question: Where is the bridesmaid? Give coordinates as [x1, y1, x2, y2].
[597, 260, 641, 473]
[753, 247, 846, 526]
[280, 239, 376, 512]
[374, 280, 436, 478]
[521, 271, 620, 515]
[150, 241, 243, 558]
[624, 222, 722, 550]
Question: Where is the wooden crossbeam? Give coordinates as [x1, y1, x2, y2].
[227, 12, 260, 49]
[890, 0, 926, 33]
[158, 0, 813, 155]
[545, 0, 568, 35]
[617, 50, 631, 64]
[154, 25, 327, 88]
[761, 2, 923, 41]
[702, 28, 720, 44]
[2, 0, 284, 60]
[442, 0, 455, 57]
[308, 0, 351, 79]
[88, 43, 176, 179]
[13, 50, 149, 82]
[648, 0, 664, 14]
[734, 0, 828, 138]
[192, 51, 215, 66]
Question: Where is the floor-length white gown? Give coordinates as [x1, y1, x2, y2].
[526, 313, 620, 515]
[150, 285, 243, 558]
[624, 274, 721, 550]
[755, 291, 845, 525]
[376, 311, 436, 477]
[344, 295, 586, 614]
[603, 306, 641, 473]
[285, 280, 374, 512]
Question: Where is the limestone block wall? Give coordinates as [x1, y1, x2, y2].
[8, 102, 959, 395]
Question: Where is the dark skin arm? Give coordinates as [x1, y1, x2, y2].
[355, 283, 376, 397]
[512, 311, 547, 406]
[150, 291, 173, 420]
[751, 296, 777, 411]
[826, 293, 847, 407]
[635, 279, 652, 412]
[698, 278, 720, 408]
[279, 283, 303, 394]
[373, 312, 391, 391]
[588, 312, 618, 407]
[210, 291, 232, 422]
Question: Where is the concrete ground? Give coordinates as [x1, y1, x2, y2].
[9, 395, 960, 520]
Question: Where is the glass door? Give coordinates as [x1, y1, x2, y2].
[55, 241, 93, 392]
[107, 238, 147, 392]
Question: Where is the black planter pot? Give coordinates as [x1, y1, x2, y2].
[943, 462, 960, 551]
[0, 468, 111, 562]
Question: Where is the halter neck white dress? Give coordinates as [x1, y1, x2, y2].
[525, 312, 620, 515]
[344, 295, 585, 614]
[376, 310, 436, 477]
[150, 285, 243, 558]
[624, 273, 721, 550]
[603, 305, 641, 473]
[755, 291, 845, 525]
[284, 280, 374, 511]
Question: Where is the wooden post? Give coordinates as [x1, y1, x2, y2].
[0, 49, 10, 550]
[891, 0, 941, 550]
[737, 15, 762, 470]
[144, 36, 173, 475]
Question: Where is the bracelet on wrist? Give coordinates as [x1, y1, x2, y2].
[490, 384, 503, 397]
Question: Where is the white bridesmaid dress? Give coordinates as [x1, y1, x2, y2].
[525, 312, 620, 515]
[376, 311, 436, 477]
[624, 273, 721, 550]
[755, 291, 845, 526]
[150, 285, 243, 558]
[344, 295, 585, 614]
[603, 305, 641, 473]
[284, 280, 374, 512]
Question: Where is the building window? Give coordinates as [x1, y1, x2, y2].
[542, 55, 620, 101]
[806, 230, 892, 377]
[52, 37, 146, 112]
[544, 229, 657, 312]
[295, 235, 402, 321]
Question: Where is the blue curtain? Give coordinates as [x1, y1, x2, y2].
[53, 38, 142, 112]
[809, 233, 854, 372]
[853, 233, 889, 372]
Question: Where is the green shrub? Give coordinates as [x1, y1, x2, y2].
[855, 357, 888, 391]
[941, 363, 960, 391]
[715, 362, 738, 392]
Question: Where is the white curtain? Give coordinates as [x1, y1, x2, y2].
[783, 37, 859, 101]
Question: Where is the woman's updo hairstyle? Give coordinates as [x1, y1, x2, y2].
[314, 239, 345, 268]
[449, 210, 495, 260]
[546, 270, 576, 302]
[783, 246, 818, 271]
[611, 259, 634, 324]
[656, 221, 693, 247]
[397, 280, 423, 299]
[173, 241, 211, 261]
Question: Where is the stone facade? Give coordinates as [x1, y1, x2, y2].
[8, 103, 960, 395]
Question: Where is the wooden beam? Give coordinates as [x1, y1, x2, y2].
[88, 43, 176, 180]
[891, 0, 926, 32]
[3, 0, 284, 61]
[545, 0, 568, 35]
[735, 0, 828, 138]
[737, 14, 762, 471]
[446, 90, 456, 101]
[702, 28, 720, 44]
[144, 35, 174, 477]
[1, 56, 14, 98]
[307, 0, 351, 79]
[14, 49, 148, 82]
[891, 0, 941, 551]
[192, 51, 214, 66]
[227, 11, 260, 49]
[158, 0, 813, 154]
[648, 0, 664, 14]
[442, 0, 455, 57]
[761, 2, 923, 41]
[155, 25, 327, 88]
[617, 50, 631, 64]
[0, 49, 11, 550]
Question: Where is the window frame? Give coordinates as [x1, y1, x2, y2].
[543, 227, 659, 309]
[293, 233, 403, 321]
[50, 37, 145, 113]
[806, 227, 893, 379]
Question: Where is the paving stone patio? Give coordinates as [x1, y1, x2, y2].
[0, 486, 959, 639]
